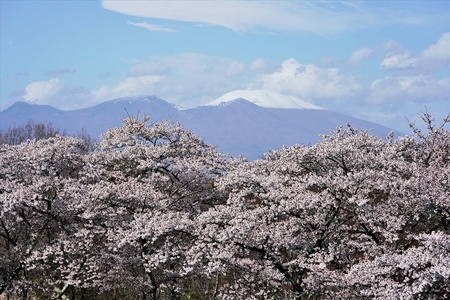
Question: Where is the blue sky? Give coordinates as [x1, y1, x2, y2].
[1, 0, 449, 132]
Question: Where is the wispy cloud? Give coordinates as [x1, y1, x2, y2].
[128, 61, 171, 76]
[349, 48, 373, 64]
[127, 21, 178, 33]
[103, 1, 425, 34]
[46, 68, 74, 76]
[15, 71, 30, 76]
[98, 71, 116, 79]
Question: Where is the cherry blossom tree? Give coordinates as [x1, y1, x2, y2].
[49, 116, 228, 299]
[0, 135, 88, 298]
[1, 113, 448, 299]
[86, 116, 229, 298]
[194, 113, 450, 299]
[1, 117, 230, 299]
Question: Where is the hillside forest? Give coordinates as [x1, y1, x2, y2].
[0, 113, 449, 299]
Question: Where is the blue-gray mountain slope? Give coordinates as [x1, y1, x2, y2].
[1, 96, 402, 160]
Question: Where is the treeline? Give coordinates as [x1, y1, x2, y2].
[0, 114, 449, 299]
[0, 120, 95, 150]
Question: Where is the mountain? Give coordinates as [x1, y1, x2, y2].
[207, 90, 324, 110]
[0, 91, 402, 160]
[183, 98, 400, 159]
[0, 96, 179, 138]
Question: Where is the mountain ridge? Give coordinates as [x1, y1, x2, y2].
[0, 93, 402, 160]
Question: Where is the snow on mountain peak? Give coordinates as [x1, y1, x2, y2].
[206, 90, 324, 110]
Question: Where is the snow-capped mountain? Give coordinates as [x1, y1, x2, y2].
[207, 89, 323, 110]
[0, 92, 403, 160]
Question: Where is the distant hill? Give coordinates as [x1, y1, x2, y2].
[0, 92, 403, 160]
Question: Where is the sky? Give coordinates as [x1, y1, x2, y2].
[1, 0, 449, 133]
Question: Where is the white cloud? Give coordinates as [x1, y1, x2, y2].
[257, 58, 363, 101]
[113, 75, 162, 93]
[23, 78, 64, 104]
[249, 59, 266, 71]
[15, 33, 449, 124]
[253, 52, 449, 124]
[92, 75, 164, 102]
[421, 32, 450, 62]
[379, 32, 449, 71]
[380, 51, 418, 70]
[89, 53, 254, 108]
[128, 61, 171, 76]
[127, 21, 178, 32]
[21, 78, 96, 110]
[144, 53, 251, 106]
[381, 40, 404, 55]
[369, 75, 450, 104]
[227, 61, 245, 77]
[349, 47, 372, 64]
[20, 75, 165, 110]
[102, 0, 420, 34]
